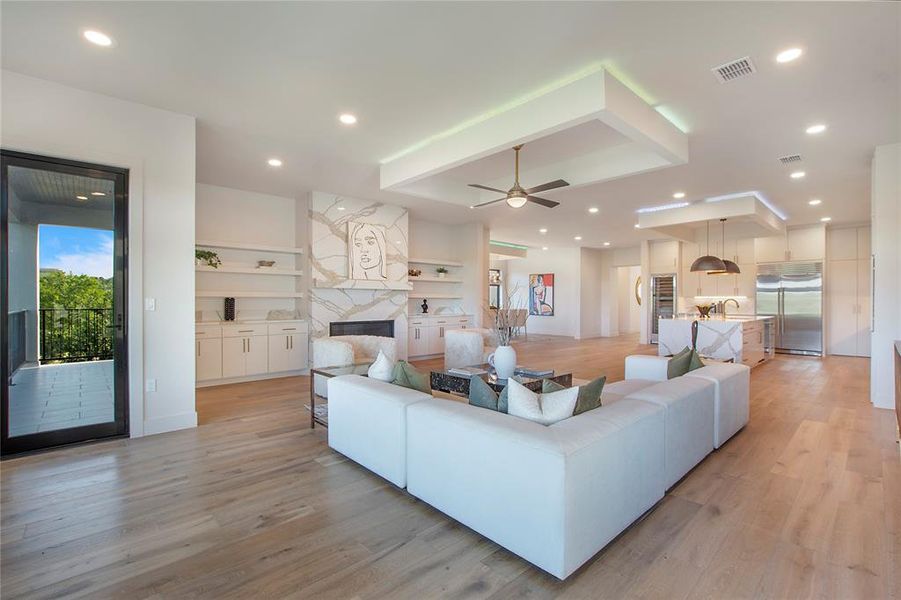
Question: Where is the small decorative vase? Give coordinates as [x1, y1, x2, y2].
[488, 345, 517, 379]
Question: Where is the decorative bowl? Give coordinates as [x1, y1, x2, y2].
[696, 304, 713, 318]
[257, 260, 276, 268]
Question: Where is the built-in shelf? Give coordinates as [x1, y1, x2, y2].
[408, 257, 464, 268]
[196, 291, 304, 299]
[196, 240, 305, 254]
[409, 276, 463, 283]
[312, 278, 412, 291]
[408, 293, 463, 300]
[196, 266, 304, 276]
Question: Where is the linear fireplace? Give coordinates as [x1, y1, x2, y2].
[330, 319, 395, 338]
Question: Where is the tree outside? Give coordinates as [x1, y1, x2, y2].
[39, 270, 113, 363]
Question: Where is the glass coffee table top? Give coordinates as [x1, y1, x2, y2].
[311, 363, 372, 378]
[309, 362, 372, 429]
[431, 364, 572, 396]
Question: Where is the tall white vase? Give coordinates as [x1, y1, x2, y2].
[489, 345, 517, 379]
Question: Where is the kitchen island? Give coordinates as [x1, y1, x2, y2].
[658, 315, 775, 369]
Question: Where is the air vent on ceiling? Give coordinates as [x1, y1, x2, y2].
[778, 154, 802, 164]
[711, 57, 757, 83]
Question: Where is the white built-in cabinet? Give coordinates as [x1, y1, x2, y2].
[195, 320, 310, 384]
[755, 226, 825, 263]
[826, 226, 871, 357]
[408, 314, 473, 358]
[679, 239, 756, 299]
[649, 240, 679, 274]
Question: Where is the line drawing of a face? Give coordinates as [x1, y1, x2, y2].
[349, 222, 387, 280]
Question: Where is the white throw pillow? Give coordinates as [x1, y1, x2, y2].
[367, 350, 395, 382]
[506, 378, 579, 425]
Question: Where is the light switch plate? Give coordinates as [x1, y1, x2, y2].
[144, 298, 156, 311]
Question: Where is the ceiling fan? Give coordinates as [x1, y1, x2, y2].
[469, 144, 569, 209]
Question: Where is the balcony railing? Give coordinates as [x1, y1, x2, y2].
[39, 308, 113, 364]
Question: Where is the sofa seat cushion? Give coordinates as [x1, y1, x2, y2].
[601, 379, 657, 405]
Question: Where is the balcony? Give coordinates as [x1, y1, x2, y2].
[38, 308, 113, 364]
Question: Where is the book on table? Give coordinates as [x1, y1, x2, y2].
[447, 366, 489, 377]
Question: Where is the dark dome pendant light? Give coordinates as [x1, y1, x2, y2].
[690, 220, 727, 273]
[708, 218, 741, 275]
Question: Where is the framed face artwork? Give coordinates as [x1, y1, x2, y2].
[347, 221, 388, 280]
[528, 273, 554, 316]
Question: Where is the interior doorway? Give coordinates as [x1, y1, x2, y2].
[615, 265, 641, 335]
[2, 151, 129, 455]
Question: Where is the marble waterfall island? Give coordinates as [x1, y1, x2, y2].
[658, 316, 774, 368]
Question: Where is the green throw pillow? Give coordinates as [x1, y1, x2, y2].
[391, 361, 431, 394]
[468, 375, 509, 413]
[543, 376, 606, 415]
[667, 347, 704, 379]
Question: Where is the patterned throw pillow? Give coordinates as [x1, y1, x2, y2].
[543, 376, 606, 415]
[391, 361, 431, 394]
[506, 379, 579, 425]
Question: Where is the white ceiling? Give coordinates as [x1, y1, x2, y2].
[2, 2, 899, 250]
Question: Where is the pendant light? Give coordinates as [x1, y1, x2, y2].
[709, 218, 741, 275]
[690, 221, 727, 273]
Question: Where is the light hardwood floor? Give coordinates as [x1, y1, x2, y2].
[2, 334, 899, 599]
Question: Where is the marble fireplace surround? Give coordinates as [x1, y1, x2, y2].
[310, 191, 409, 358]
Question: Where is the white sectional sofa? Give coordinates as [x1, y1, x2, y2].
[625, 355, 750, 448]
[326, 363, 748, 579]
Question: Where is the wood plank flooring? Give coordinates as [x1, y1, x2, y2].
[2, 334, 899, 599]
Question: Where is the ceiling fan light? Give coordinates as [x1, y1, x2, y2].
[506, 194, 528, 208]
[690, 255, 727, 273]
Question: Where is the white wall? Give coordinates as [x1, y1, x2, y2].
[578, 248, 604, 339]
[2, 71, 197, 436]
[7, 221, 38, 361]
[195, 183, 307, 321]
[601, 246, 642, 338]
[505, 247, 581, 337]
[617, 265, 641, 334]
[870, 143, 901, 409]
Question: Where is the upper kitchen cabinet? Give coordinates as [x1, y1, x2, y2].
[649, 240, 679, 273]
[755, 226, 825, 263]
[720, 238, 756, 264]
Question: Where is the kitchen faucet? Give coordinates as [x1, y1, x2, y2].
[720, 298, 740, 318]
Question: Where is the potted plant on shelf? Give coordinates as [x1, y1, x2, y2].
[484, 285, 525, 379]
[436, 266, 449, 279]
[195, 249, 221, 269]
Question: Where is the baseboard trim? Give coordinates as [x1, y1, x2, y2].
[143, 411, 198, 436]
[195, 369, 310, 388]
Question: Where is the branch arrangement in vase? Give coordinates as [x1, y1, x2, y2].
[484, 284, 525, 346]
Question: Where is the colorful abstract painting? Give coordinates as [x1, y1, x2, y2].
[528, 273, 554, 316]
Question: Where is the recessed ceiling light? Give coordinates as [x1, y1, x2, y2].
[267, 158, 283, 167]
[673, 192, 686, 199]
[776, 47, 803, 63]
[90, 192, 105, 196]
[588, 207, 599, 214]
[83, 29, 113, 47]
[603, 242, 611, 246]
[574, 236, 582, 241]
[820, 216, 832, 222]
[469, 205, 474, 209]
[808, 199, 822, 206]
[539, 228, 547, 234]
[75, 195, 88, 201]
[338, 113, 358, 125]
[542, 246, 548, 251]
[337, 206, 346, 211]
[790, 171, 806, 179]
[805, 124, 827, 135]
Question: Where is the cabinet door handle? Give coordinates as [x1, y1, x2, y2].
[282, 327, 296, 331]
[197, 341, 201, 357]
[238, 329, 254, 333]
[439, 326, 444, 338]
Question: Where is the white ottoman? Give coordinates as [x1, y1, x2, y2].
[444, 329, 486, 369]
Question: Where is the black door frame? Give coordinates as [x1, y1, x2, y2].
[1, 150, 129, 456]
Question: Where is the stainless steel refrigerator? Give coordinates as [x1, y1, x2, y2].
[756, 262, 823, 356]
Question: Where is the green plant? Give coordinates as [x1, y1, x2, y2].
[195, 249, 221, 268]
[436, 266, 449, 274]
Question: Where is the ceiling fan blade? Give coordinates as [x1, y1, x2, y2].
[527, 195, 559, 208]
[525, 179, 569, 194]
[468, 183, 508, 194]
[473, 197, 507, 208]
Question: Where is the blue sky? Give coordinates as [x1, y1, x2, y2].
[39, 225, 114, 278]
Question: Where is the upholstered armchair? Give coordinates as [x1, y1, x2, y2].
[312, 335, 397, 398]
[444, 328, 498, 369]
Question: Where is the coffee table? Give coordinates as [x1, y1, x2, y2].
[431, 364, 572, 397]
[309, 362, 371, 428]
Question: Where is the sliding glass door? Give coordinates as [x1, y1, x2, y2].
[2, 151, 129, 455]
